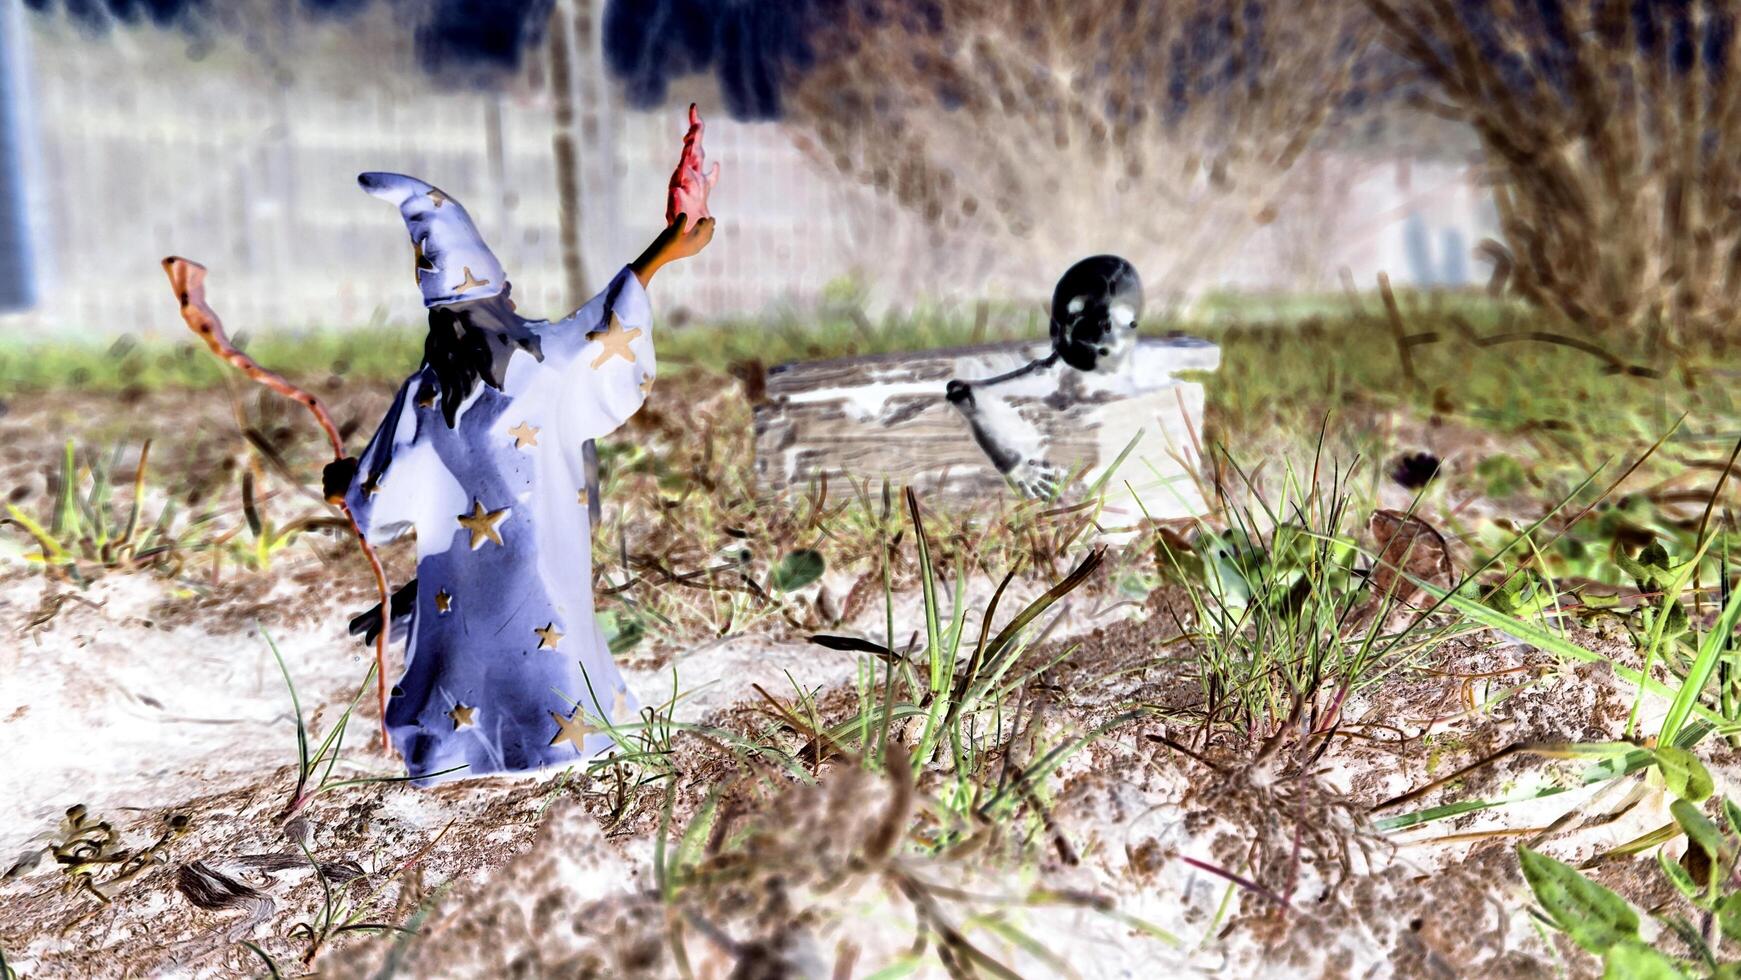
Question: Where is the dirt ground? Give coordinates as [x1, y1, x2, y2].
[0, 380, 1697, 978]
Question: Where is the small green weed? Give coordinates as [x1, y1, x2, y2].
[1, 440, 196, 580]
[263, 630, 458, 819]
[1517, 793, 1741, 980]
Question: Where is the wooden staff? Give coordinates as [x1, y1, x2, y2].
[162, 257, 396, 754]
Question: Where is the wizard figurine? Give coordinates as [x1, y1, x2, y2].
[323, 107, 718, 784]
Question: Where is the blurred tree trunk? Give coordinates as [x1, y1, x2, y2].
[483, 93, 514, 249]
[1366, 0, 1741, 342]
[546, 0, 590, 310]
[568, 0, 621, 265]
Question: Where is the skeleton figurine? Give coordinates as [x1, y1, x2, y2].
[323, 107, 718, 784]
[945, 255, 1145, 498]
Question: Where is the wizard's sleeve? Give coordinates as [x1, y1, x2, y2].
[547, 265, 656, 440]
[344, 377, 427, 545]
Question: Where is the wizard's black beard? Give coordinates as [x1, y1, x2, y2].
[421, 290, 544, 428]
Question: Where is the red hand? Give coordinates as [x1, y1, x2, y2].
[665, 103, 720, 225]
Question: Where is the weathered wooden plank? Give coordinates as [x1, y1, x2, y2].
[753, 336, 1218, 521]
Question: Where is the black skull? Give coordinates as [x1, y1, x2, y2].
[1049, 255, 1143, 372]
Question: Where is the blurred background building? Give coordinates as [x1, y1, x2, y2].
[0, 0, 1498, 339]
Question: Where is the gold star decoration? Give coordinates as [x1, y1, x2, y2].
[456, 498, 510, 550]
[577, 487, 589, 506]
[588, 314, 643, 369]
[507, 421, 540, 449]
[448, 703, 475, 730]
[413, 236, 436, 284]
[534, 622, 564, 650]
[453, 266, 491, 295]
[427, 188, 449, 208]
[434, 588, 453, 614]
[639, 374, 654, 396]
[548, 707, 595, 753]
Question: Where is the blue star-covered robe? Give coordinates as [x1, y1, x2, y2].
[346, 267, 651, 784]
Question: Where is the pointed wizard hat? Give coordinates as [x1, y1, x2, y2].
[358, 172, 507, 308]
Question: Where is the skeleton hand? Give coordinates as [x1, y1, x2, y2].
[1010, 458, 1066, 500]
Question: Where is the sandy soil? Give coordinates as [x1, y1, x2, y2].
[3, 544, 1692, 978]
[0, 383, 1711, 978]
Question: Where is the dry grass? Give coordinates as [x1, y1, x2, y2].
[1366, 0, 1741, 338]
[9, 291, 1741, 974]
[783, 0, 1382, 300]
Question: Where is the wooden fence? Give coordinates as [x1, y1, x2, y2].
[0, 8, 918, 340]
[0, 7, 1499, 341]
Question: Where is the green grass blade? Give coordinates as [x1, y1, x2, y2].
[1661, 580, 1741, 745]
[262, 630, 311, 782]
[1377, 748, 1658, 831]
[1409, 580, 1729, 730]
[1081, 429, 1144, 499]
[4, 504, 67, 561]
[1626, 535, 1713, 737]
[53, 440, 77, 539]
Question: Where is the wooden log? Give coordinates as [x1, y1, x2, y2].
[752, 336, 1219, 522]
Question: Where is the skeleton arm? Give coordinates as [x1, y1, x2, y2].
[945, 355, 1068, 499]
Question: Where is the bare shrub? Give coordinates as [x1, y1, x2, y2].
[782, 0, 1378, 302]
[1366, 0, 1741, 339]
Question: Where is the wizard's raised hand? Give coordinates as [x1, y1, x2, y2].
[666, 103, 719, 227]
[634, 105, 719, 285]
